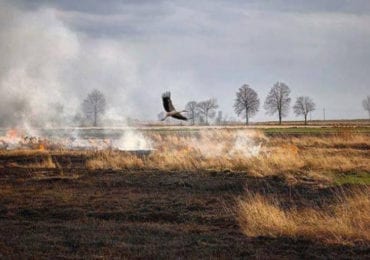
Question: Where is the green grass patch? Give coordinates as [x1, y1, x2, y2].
[334, 172, 370, 185]
[263, 127, 370, 135]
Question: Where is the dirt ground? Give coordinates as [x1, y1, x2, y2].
[0, 154, 368, 258]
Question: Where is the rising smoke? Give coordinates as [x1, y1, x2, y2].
[0, 2, 140, 128]
[0, 2, 158, 150]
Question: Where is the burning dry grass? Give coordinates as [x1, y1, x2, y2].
[85, 130, 370, 181]
[237, 188, 370, 245]
[0, 128, 368, 257]
[1, 128, 369, 181]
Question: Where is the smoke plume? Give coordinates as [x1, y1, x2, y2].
[0, 3, 140, 128]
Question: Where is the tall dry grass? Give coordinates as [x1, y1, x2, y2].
[1, 129, 369, 179]
[237, 189, 370, 245]
[85, 130, 370, 180]
[86, 151, 144, 170]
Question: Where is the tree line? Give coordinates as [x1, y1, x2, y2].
[234, 81, 316, 125]
[235, 83, 370, 124]
[183, 82, 316, 125]
[81, 84, 370, 126]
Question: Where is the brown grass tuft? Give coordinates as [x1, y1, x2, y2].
[237, 189, 370, 245]
[86, 151, 145, 170]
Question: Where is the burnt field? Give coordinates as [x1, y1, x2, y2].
[0, 128, 369, 258]
[0, 166, 368, 258]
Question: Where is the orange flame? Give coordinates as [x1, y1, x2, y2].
[281, 144, 299, 155]
[6, 129, 18, 139]
[39, 143, 45, 151]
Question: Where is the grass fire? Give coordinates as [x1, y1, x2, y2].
[1, 0, 370, 258]
[0, 126, 369, 258]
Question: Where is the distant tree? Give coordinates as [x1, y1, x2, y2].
[48, 102, 64, 126]
[264, 82, 291, 124]
[197, 98, 218, 125]
[73, 112, 84, 126]
[185, 101, 198, 125]
[293, 96, 316, 125]
[234, 84, 260, 125]
[363, 96, 370, 119]
[82, 89, 106, 126]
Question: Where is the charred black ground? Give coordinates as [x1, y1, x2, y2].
[0, 155, 368, 258]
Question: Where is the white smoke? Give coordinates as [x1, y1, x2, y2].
[230, 131, 265, 157]
[187, 130, 266, 159]
[0, 6, 77, 127]
[113, 130, 152, 151]
[0, 3, 142, 128]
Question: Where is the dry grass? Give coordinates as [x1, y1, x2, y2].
[0, 128, 368, 257]
[24, 155, 56, 168]
[1, 129, 369, 181]
[86, 151, 145, 170]
[237, 189, 370, 245]
[0, 153, 56, 168]
[84, 130, 370, 181]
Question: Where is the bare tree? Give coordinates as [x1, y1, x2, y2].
[82, 89, 106, 126]
[185, 101, 198, 125]
[363, 96, 370, 119]
[293, 96, 315, 125]
[234, 84, 260, 125]
[197, 98, 218, 125]
[264, 82, 291, 124]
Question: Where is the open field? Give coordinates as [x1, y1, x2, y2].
[0, 126, 369, 258]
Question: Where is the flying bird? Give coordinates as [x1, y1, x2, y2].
[161, 91, 188, 121]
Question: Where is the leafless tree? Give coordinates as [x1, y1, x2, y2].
[82, 89, 106, 126]
[234, 84, 260, 125]
[264, 82, 291, 124]
[293, 96, 316, 125]
[363, 96, 370, 119]
[185, 101, 198, 125]
[197, 98, 218, 125]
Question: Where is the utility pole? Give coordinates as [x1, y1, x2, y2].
[323, 108, 326, 121]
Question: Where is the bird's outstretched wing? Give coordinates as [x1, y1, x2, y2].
[172, 113, 187, 121]
[162, 91, 175, 112]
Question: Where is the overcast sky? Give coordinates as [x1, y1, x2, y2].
[1, 0, 370, 125]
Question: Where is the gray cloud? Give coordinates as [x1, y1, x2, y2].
[1, 0, 370, 126]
